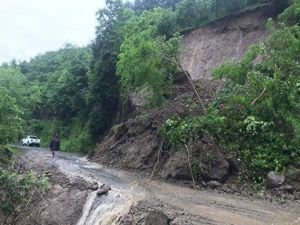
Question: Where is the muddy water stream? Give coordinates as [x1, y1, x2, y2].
[54, 153, 145, 225]
[18, 147, 145, 225]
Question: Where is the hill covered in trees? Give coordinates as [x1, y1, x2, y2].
[0, 0, 298, 183]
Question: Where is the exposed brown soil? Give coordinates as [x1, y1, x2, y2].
[180, 5, 272, 80]
[89, 78, 228, 180]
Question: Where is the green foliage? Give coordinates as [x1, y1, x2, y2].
[87, 0, 126, 138]
[117, 8, 181, 106]
[278, 0, 300, 25]
[0, 0, 291, 155]
[17, 46, 93, 152]
[1, 0, 276, 150]
[0, 67, 41, 119]
[20, 46, 90, 120]
[0, 88, 24, 144]
[175, 0, 269, 30]
[61, 119, 92, 154]
[117, 0, 271, 109]
[0, 169, 50, 216]
[133, 0, 182, 12]
[20, 44, 85, 82]
[28, 119, 92, 153]
[176, 0, 212, 28]
[28, 119, 62, 148]
[211, 3, 300, 177]
[213, 44, 265, 84]
[161, 109, 225, 148]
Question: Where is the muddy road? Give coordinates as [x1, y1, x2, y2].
[17, 147, 300, 225]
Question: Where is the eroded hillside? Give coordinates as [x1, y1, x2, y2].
[180, 6, 271, 80]
[90, 3, 300, 199]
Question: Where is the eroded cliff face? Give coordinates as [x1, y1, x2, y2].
[180, 6, 272, 80]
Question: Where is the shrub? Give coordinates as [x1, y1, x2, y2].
[0, 169, 51, 216]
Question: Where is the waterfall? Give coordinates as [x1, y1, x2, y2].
[77, 188, 135, 225]
[52, 154, 144, 225]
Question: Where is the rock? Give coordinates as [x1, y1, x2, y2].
[180, 6, 269, 80]
[201, 156, 230, 182]
[226, 154, 239, 173]
[285, 167, 300, 192]
[294, 192, 300, 200]
[207, 181, 222, 189]
[37, 189, 88, 225]
[285, 167, 300, 182]
[266, 171, 285, 189]
[200, 181, 207, 187]
[129, 86, 153, 110]
[222, 185, 233, 193]
[195, 185, 202, 190]
[279, 185, 293, 193]
[230, 184, 239, 193]
[90, 182, 99, 191]
[160, 151, 190, 180]
[97, 184, 111, 197]
[292, 157, 300, 168]
[145, 211, 170, 225]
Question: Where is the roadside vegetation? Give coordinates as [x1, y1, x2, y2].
[0, 145, 51, 224]
[0, 169, 51, 223]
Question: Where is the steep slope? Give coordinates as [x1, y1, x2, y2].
[91, 7, 271, 168]
[180, 6, 271, 80]
[89, 6, 296, 193]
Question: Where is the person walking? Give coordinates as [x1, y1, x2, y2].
[50, 133, 60, 167]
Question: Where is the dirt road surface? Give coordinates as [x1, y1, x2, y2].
[17, 147, 300, 225]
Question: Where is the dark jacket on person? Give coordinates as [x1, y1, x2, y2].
[50, 137, 60, 151]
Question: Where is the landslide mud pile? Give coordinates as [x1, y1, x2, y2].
[89, 79, 234, 184]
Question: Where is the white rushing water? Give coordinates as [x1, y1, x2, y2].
[54, 154, 145, 225]
[77, 189, 135, 225]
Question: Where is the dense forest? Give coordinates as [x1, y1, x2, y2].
[0, 0, 298, 177]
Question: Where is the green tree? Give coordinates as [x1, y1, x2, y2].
[175, 0, 271, 30]
[0, 88, 24, 144]
[133, 0, 182, 12]
[42, 47, 90, 120]
[87, 0, 126, 138]
[211, 1, 300, 176]
[0, 67, 40, 117]
[117, 8, 181, 106]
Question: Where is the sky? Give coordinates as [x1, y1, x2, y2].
[0, 0, 106, 63]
